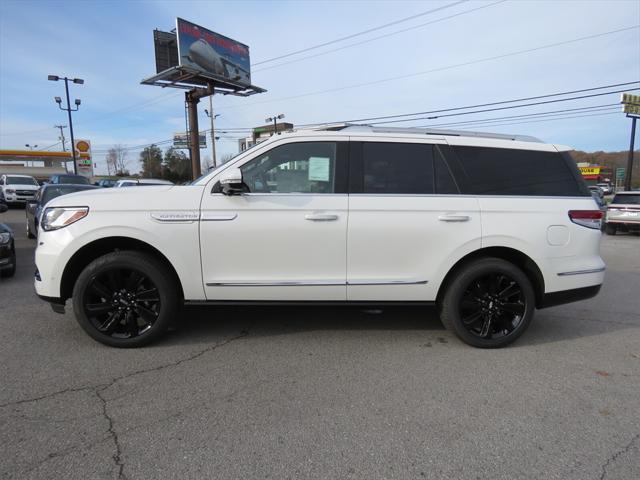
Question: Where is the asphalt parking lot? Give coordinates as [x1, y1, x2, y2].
[1, 207, 638, 480]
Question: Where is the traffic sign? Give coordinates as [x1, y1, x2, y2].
[616, 167, 626, 180]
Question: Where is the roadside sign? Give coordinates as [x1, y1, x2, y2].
[616, 167, 626, 179]
[621, 93, 640, 116]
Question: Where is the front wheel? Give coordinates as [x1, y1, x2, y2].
[439, 258, 536, 348]
[72, 251, 179, 347]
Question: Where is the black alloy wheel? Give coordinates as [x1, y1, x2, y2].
[72, 251, 178, 347]
[439, 258, 535, 348]
[458, 273, 526, 340]
[83, 268, 161, 339]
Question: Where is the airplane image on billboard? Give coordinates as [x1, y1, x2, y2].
[176, 18, 251, 87]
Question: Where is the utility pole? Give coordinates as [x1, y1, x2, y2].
[49, 75, 83, 174]
[54, 125, 67, 151]
[625, 116, 636, 191]
[204, 96, 219, 169]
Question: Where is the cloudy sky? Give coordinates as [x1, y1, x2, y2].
[0, 0, 638, 174]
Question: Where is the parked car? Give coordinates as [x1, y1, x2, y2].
[588, 185, 604, 199]
[114, 179, 174, 187]
[34, 125, 604, 348]
[0, 221, 16, 278]
[0, 174, 40, 205]
[95, 179, 117, 188]
[26, 184, 99, 238]
[596, 183, 613, 195]
[604, 191, 640, 235]
[49, 174, 91, 185]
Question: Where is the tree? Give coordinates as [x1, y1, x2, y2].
[140, 145, 163, 178]
[106, 144, 129, 175]
[220, 153, 235, 164]
[163, 147, 191, 183]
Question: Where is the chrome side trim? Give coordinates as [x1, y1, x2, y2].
[151, 212, 199, 222]
[206, 280, 344, 287]
[557, 267, 606, 276]
[201, 213, 238, 221]
[348, 279, 428, 286]
[205, 279, 428, 287]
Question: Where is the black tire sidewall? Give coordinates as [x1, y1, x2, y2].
[72, 251, 178, 348]
[441, 258, 536, 348]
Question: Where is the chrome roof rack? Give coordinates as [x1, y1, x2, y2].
[301, 123, 543, 143]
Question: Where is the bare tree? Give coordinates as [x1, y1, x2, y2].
[107, 144, 129, 175]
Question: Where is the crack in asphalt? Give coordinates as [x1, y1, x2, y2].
[599, 432, 640, 480]
[2, 329, 251, 479]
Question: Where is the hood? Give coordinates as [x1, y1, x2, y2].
[44, 185, 205, 212]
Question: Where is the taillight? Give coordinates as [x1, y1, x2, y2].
[568, 210, 603, 229]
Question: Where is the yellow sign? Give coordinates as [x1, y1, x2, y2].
[579, 166, 601, 176]
[621, 93, 640, 116]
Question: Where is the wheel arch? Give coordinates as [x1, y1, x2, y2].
[60, 236, 185, 302]
[435, 246, 545, 308]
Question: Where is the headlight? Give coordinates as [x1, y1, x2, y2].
[41, 207, 89, 231]
[6, 189, 15, 194]
[0, 232, 10, 244]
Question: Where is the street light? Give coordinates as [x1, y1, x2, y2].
[265, 114, 285, 135]
[25, 144, 38, 150]
[49, 75, 84, 174]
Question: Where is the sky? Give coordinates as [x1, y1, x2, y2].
[0, 0, 639, 175]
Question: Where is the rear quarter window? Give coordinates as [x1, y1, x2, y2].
[448, 146, 590, 196]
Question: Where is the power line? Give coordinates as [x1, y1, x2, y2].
[313, 81, 639, 125]
[364, 87, 639, 125]
[254, 0, 507, 73]
[219, 25, 640, 111]
[453, 110, 621, 130]
[253, 0, 468, 66]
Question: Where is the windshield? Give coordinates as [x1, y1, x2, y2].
[42, 186, 92, 204]
[6, 176, 38, 186]
[612, 194, 640, 205]
[57, 175, 89, 184]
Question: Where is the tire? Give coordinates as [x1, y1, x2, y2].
[604, 224, 617, 236]
[26, 219, 35, 239]
[71, 250, 179, 347]
[0, 252, 16, 278]
[439, 257, 536, 348]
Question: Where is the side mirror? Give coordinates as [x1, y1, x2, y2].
[0, 203, 7, 214]
[219, 168, 245, 196]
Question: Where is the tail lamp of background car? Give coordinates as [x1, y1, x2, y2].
[41, 207, 89, 231]
[568, 210, 604, 229]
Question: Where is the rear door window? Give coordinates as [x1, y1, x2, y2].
[362, 142, 434, 194]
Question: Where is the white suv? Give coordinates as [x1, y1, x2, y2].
[34, 125, 605, 348]
[0, 174, 40, 204]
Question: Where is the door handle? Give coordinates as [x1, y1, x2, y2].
[438, 214, 470, 222]
[305, 213, 339, 221]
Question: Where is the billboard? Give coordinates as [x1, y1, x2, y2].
[176, 18, 251, 87]
[173, 132, 207, 149]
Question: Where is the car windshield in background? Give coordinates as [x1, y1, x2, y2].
[42, 186, 93, 204]
[57, 175, 89, 184]
[612, 194, 640, 205]
[7, 177, 38, 186]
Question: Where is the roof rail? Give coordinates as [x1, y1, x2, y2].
[300, 123, 543, 143]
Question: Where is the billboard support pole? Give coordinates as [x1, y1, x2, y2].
[185, 84, 214, 180]
[625, 115, 636, 191]
[186, 90, 201, 180]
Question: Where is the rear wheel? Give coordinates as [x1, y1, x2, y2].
[72, 251, 179, 347]
[604, 223, 617, 235]
[439, 258, 536, 348]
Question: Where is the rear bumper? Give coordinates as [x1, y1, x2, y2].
[538, 284, 602, 309]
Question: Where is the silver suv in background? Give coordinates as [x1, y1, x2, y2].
[605, 191, 640, 235]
